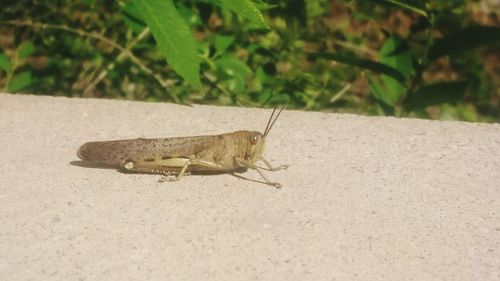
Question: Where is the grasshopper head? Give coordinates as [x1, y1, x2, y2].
[238, 106, 283, 163]
[248, 106, 284, 162]
[247, 131, 266, 162]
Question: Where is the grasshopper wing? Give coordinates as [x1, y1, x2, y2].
[77, 135, 222, 165]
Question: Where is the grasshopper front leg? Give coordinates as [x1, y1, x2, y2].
[260, 157, 289, 171]
[234, 157, 282, 188]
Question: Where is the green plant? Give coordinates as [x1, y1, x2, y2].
[0, 0, 498, 121]
[0, 41, 35, 92]
[311, 0, 500, 120]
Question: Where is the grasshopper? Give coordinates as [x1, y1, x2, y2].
[76, 107, 288, 188]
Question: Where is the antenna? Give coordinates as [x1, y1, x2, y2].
[263, 105, 284, 137]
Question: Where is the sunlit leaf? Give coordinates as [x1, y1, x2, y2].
[8, 71, 32, 92]
[380, 37, 413, 78]
[216, 57, 252, 76]
[369, 78, 395, 115]
[220, 0, 269, 29]
[135, 0, 201, 88]
[375, 36, 413, 106]
[17, 41, 36, 59]
[306, 0, 329, 19]
[120, 1, 146, 33]
[0, 53, 12, 73]
[176, 3, 202, 26]
[214, 35, 235, 55]
[215, 57, 252, 92]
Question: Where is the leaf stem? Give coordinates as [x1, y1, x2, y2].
[3, 50, 19, 92]
[383, 0, 428, 18]
[404, 14, 434, 100]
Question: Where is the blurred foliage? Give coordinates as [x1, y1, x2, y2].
[0, 0, 499, 122]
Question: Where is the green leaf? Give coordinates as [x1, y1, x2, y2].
[0, 53, 12, 73]
[176, 3, 202, 26]
[429, 26, 500, 61]
[17, 41, 36, 59]
[220, 0, 269, 29]
[404, 80, 470, 110]
[120, 1, 147, 33]
[369, 78, 395, 115]
[376, 36, 413, 106]
[135, 0, 201, 88]
[306, 0, 329, 19]
[215, 57, 252, 77]
[314, 52, 406, 82]
[380, 37, 413, 79]
[7, 71, 32, 92]
[215, 57, 252, 92]
[214, 35, 235, 55]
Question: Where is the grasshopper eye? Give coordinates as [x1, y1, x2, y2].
[250, 133, 259, 145]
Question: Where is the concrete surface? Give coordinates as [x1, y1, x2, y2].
[0, 93, 499, 281]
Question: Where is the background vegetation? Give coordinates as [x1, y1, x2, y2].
[1, 0, 499, 122]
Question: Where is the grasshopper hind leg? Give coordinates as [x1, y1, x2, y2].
[123, 158, 222, 183]
[122, 159, 186, 182]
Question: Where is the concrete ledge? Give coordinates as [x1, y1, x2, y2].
[0, 93, 499, 280]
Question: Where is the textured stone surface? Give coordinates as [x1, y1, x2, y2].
[0, 93, 499, 281]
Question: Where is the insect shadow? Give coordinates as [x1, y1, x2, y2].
[70, 160, 249, 176]
[70, 160, 117, 170]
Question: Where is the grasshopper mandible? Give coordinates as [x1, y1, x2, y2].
[76, 107, 288, 188]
